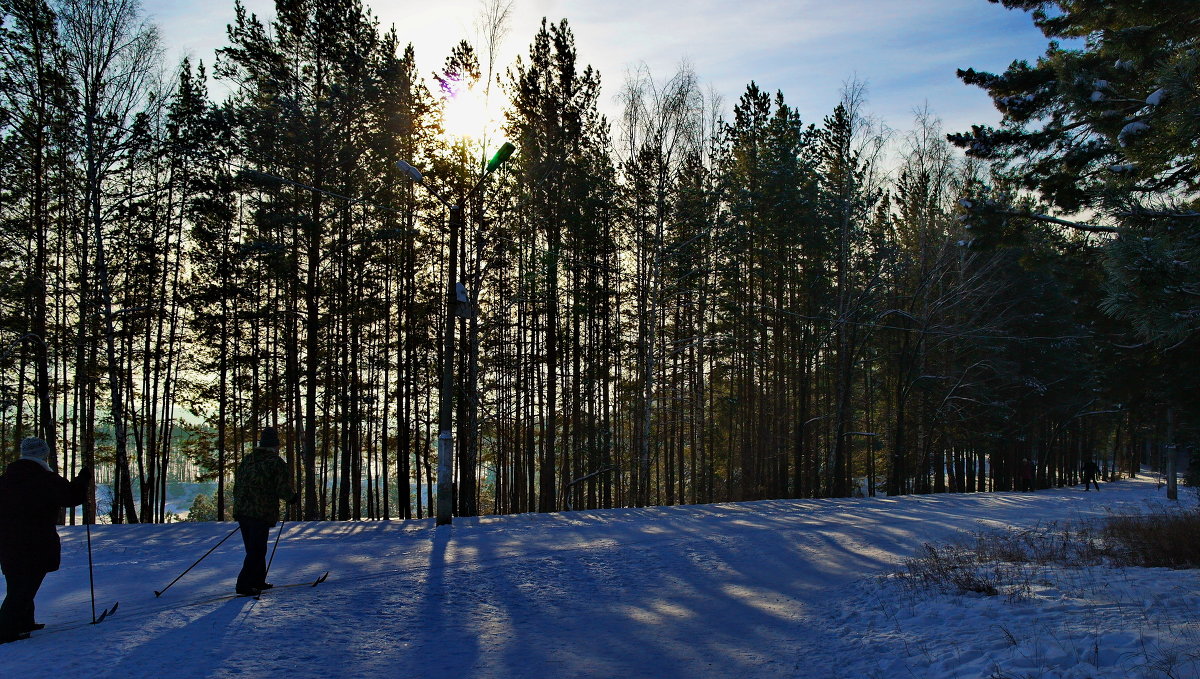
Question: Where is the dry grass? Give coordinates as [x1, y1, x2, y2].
[901, 542, 1008, 596]
[899, 510, 1200, 598]
[1103, 511, 1200, 568]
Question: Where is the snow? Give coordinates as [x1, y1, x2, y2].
[2, 475, 1197, 679]
[1119, 121, 1150, 146]
[96, 482, 217, 521]
[969, 140, 991, 155]
[842, 564, 1200, 679]
[996, 94, 1035, 108]
[1146, 88, 1166, 106]
[1091, 90, 1106, 102]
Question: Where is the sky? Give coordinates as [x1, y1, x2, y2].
[139, 0, 1054, 144]
[2, 473, 1196, 678]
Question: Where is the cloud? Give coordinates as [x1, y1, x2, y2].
[141, 0, 1051, 135]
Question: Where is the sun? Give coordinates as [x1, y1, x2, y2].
[441, 86, 493, 141]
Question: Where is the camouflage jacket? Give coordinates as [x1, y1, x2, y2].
[233, 449, 293, 523]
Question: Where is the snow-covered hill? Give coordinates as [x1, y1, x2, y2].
[2, 475, 1196, 678]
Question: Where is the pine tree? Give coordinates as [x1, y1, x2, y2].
[953, 0, 1199, 487]
[218, 0, 389, 520]
[0, 0, 74, 475]
[177, 58, 243, 519]
[952, 0, 1199, 346]
[57, 0, 160, 523]
[504, 18, 614, 512]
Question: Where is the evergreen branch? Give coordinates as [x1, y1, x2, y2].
[1117, 209, 1200, 219]
[995, 209, 1119, 234]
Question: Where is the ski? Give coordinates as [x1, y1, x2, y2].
[239, 571, 330, 599]
[92, 601, 119, 624]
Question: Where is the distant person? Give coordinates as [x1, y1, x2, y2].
[1020, 458, 1034, 492]
[233, 427, 298, 596]
[1081, 458, 1100, 491]
[0, 437, 91, 643]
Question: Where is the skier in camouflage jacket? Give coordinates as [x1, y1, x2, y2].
[233, 427, 297, 595]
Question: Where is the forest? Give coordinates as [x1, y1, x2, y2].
[0, 0, 1196, 524]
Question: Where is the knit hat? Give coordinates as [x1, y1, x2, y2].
[20, 437, 52, 471]
[257, 427, 280, 452]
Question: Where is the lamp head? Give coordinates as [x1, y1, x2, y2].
[395, 159, 424, 183]
[486, 142, 516, 174]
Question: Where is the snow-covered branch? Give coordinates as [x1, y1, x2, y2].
[1118, 209, 1200, 220]
[995, 209, 1119, 234]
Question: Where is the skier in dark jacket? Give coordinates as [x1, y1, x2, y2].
[1081, 458, 1100, 491]
[0, 437, 90, 643]
[233, 427, 297, 596]
[1020, 458, 1035, 492]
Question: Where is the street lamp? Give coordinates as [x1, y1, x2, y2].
[396, 142, 515, 525]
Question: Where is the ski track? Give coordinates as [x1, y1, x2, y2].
[0, 475, 1195, 678]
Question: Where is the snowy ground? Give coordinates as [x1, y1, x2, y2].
[2, 474, 1197, 678]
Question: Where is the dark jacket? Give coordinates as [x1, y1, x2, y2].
[233, 449, 293, 523]
[0, 460, 88, 575]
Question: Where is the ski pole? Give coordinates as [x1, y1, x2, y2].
[154, 524, 241, 597]
[85, 522, 118, 624]
[264, 520, 285, 581]
[86, 522, 97, 623]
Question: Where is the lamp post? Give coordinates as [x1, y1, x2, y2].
[396, 142, 515, 526]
